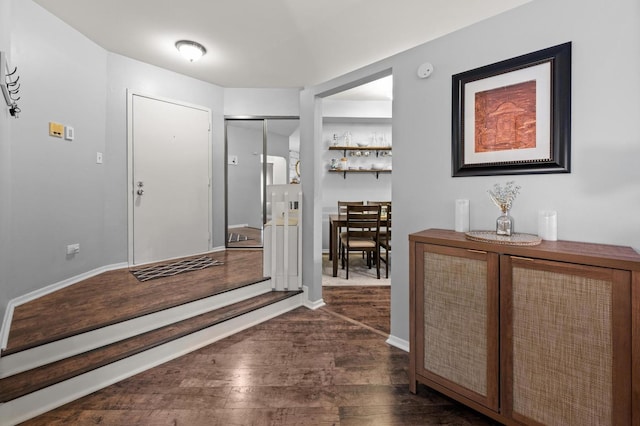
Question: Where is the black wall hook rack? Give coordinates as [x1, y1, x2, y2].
[1, 51, 21, 118]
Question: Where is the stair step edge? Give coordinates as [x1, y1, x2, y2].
[2, 277, 272, 357]
[0, 290, 302, 403]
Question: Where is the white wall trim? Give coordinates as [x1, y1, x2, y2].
[0, 304, 15, 354]
[386, 334, 409, 352]
[304, 298, 326, 310]
[301, 285, 326, 310]
[228, 223, 249, 229]
[0, 262, 128, 351]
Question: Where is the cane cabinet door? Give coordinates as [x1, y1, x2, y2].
[500, 255, 631, 426]
[413, 242, 500, 411]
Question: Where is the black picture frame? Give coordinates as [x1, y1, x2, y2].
[452, 42, 571, 177]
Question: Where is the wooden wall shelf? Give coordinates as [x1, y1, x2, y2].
[328, 169, 391, 179]
[328, 146, 391, 157]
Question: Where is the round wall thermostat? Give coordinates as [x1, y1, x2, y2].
[417, 62, 434, 79]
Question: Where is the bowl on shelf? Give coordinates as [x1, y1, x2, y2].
[356, 142, 369, 147]
[371, 163, 385, 170]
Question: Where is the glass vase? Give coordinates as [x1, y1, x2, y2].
[496, 209, 513, 236]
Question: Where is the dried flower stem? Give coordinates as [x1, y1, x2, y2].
[488, 181, 521, 213]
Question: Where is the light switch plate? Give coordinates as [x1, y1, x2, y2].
[96, 152, 103, 164]
[65, 126, 75, 140]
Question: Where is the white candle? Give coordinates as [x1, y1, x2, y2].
[538, 210, 557, 241]
[455, 199, 470, 232]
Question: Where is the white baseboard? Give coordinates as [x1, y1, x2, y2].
[0, 262, 128, 351]
[228, 224, 249, 229]
[0, 304, 14, 355]
[302, 285, 325, 310]
[304, 298, 326, 310]
[11, 262, 129, 308]
[386, 334, 409, 352]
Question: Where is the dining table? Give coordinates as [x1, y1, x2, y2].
[328, 212, 389, 277]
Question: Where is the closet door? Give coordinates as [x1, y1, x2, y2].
[413, 243, 500, 411]
[500, 256, 631, 426]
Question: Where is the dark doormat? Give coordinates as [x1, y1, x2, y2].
[131, 256, 224, 282]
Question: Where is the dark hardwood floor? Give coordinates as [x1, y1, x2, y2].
[227, 226, 263, 248]
[23, 307, 496, 425]
[321, 286, 390, 335]
[8, 253, 495, 425]
[5, 250, 265, 355]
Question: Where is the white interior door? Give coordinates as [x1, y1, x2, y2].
[131, 94, 211, 265]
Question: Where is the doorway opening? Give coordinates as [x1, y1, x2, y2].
[319, 74, 393, 335]
[225, 117, 300, 249]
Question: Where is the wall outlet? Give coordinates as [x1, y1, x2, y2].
[66, 243, 80, 255]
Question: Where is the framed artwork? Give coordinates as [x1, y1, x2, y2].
[452, 42, 571, 177]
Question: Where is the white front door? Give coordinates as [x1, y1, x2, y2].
[130, 94, 211, 265]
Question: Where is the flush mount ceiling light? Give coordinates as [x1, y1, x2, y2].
[175, 40, 207, 62]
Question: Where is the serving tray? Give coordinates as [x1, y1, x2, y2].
[465, 230, 542, 246]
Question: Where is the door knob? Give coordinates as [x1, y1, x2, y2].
[136, 181, 144, 196]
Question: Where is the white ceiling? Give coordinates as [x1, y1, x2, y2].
[33, 0, 530, 91]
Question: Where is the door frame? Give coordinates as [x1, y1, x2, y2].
[127, 90, 213, 265]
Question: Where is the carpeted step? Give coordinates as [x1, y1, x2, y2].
[0, 290, 302, 403]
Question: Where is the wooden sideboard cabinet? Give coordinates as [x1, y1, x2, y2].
[409, 229, 640, 426]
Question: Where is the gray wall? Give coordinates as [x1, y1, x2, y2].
[0, 0, 12, 326]
[0, 0, 299, 326]
[1, 0, 228, 323]
[301, 0, 640, 344]
[3, 0, 639, 348]
[105, 52, 225, 257]
[224, 88, 299, 117]
[2, 0, 108, 321]
[226, 123, 263, 229]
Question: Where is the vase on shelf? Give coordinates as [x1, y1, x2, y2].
[496, 208, 513, 236]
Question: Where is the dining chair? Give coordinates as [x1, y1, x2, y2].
[368, 201, 391, 245]
[337, 201, 364, 258]
[340, 204, 381, 279]
[377, 204, 391, 278]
